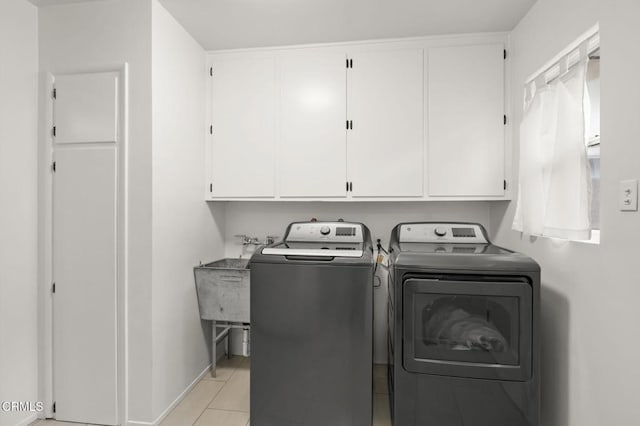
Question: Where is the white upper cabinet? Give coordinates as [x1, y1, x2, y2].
[347, 49, 424, 197]
[55, 72, 119, 144]
[279, 51, 347, 198]
[210, 55, 276, 197]
[427, 44, 505, 197]
[206, 36, 508, 201]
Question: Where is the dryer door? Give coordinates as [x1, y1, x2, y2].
[403, 276, 532, 381]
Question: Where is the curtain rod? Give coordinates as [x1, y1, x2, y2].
[525, 23, 600, 85]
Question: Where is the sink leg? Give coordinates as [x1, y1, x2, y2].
[211, 320, 217, 378]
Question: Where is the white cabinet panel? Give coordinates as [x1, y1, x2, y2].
[55, 72, 118, 144]
[211, 55, 276, 197]
[53, 147, 118, 425]
[347, 49, 424, 197]
[279, 51, 347, 198]
[427, 44, 505, 196]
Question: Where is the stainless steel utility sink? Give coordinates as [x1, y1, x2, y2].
[194, 258, 250, 322]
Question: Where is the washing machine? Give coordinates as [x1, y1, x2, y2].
[387, 222, 540, 426]
[250, 221, 374, 426]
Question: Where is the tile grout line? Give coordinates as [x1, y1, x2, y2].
[202, 407, 250, 414]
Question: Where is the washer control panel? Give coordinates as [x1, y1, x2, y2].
[286, 222, 364, 243]
[399, 223, 488, 244]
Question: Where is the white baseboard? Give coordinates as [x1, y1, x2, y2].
[126, 363, 212, 426]
[14, 413, 38, 426]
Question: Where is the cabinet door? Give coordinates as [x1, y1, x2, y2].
[347, 49, 424, 197]
[211, 55, 276, 197]
[279, 51, 347, 198]
[427, 44, 505, 196]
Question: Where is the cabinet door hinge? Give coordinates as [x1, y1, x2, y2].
[52, 88, 57, 99]
[52, 161, 56, 173]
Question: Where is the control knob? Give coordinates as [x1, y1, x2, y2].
[320, 226, 331, 235]
[434, 227, 447, 237]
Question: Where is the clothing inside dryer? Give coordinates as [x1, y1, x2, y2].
[416, 294, 520, 365]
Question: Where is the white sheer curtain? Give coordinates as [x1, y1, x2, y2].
[513, 59, 592, 240]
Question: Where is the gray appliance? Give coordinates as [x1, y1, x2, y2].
[250, 221, 374, 426]
[388, 222, 540, 426]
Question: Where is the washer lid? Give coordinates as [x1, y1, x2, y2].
[398, 243, 510, 254]
[262, 242, 364, 258]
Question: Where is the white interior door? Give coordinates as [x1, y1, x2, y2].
[279, 51, 347, 198]
[427, 44, 505, 196]
[53, 148, 118, 425]
[52, 72, 119, 425]
[347, 49, 424, 197]
[211, 55, 276, 197]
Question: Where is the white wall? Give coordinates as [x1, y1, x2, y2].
[490, 1, 640, 425]
[224, 201, 491, 362]
[151, 0, 225, 420]
[0, 2, 39, 426]
[38, 0, 154, 421]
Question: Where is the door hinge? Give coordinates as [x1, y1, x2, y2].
[504, 180, 507, 190]
[52, 282, 56, 293]
[52, 88, 57, 99]
[52, 161, 56, 173]
[209, 183, 213, 193]
[504, 49, 507, 60]
[53, 402, 56, 413]
[209, 67, 213, 77]
[209, 125, 213, 135]
[52, 126, 57, 137]
[503, 115, 507, 125]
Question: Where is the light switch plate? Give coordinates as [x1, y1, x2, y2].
[619, 179, 638, 211]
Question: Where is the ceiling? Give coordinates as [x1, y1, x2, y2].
[159, 0, 537, 51]
[27, 0, 537, 51]
[27, 0, 106, 6]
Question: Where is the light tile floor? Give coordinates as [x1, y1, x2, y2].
[30, 357, 391, 426]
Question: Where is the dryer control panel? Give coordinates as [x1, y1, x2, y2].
[399, 223, 488, 244]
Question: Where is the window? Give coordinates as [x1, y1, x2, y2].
[513, 26, 600, 242]
[585, 53, 601, 231]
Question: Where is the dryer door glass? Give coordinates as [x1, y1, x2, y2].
[417, 293, 519, 365]
[403, 277, 532, 381]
